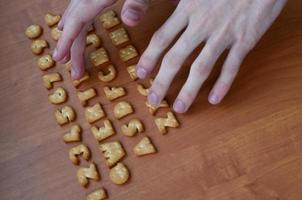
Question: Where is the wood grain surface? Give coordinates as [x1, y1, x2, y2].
[1, 0, 302, 199]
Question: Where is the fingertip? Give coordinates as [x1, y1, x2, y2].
[173, 99, 186, 113]
[136, 66, 147, 79]
[122, 8, 142, 26]
[208, 93, 221, 105]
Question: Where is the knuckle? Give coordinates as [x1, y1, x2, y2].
[192, 63, 211, 78]
[162, 51, 180, 68]
[151, 30, 168, 48]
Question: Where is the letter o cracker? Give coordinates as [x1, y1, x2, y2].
[38, 54, 55, 71]
[25, 24, 42, 39]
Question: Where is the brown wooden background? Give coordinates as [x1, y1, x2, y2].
[1, 0, 302, 199]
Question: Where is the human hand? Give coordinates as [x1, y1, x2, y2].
[53, 0, 150, 79]
[136, 0, 287, 113]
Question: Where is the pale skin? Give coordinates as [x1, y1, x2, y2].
[53, 0, 287, 113]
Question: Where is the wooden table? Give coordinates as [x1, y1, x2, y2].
[1, 0, 302, 199]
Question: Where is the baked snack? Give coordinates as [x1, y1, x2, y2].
[63, 124, 81, 143]
[31, 39, 48, 55]
[126, 65, 138, 81]
[77, 88, 97, 106]
[69, 144, 90, 165]
[119, 45, 138, 62]
[72, 72, 90, 88]
[89, 48, 109, 67]
[85, 103, 106, 124]
[113, 101, 134, 119]
[25, 24, 42, 39]
[133, 137, 157, 156]
[103, 86, 126, 101]
[42, 72, 62, 89]
[91, 119, 115, 142]
[86, 33, 101, 48]
[99, 10, 120, 29]
[145, 100, 169, 115]
[137, 79, 153, 96]
[109, 163, 130, 185]
[155, 112, 179, 134]
[121, 119, 144, 137]
[48, 87, 67, 104]
[50, 26, 61, 41]
[77, 163, 100, 187]
[98, 65, 117, 82]
[37, 54, 55, 71]
[109, 27, 129, 46]
[86, 188, 107, 200]
[44, 13, 61, 27]
[99, 141, 126, 167]
[54, 105, 76, 125]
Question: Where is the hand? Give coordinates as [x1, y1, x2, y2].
[136, 0, 287, 113]
[53, 0, 150, 79]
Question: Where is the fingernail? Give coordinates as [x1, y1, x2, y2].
[53, 48, 58, 60]
[173, 99, 186, 113]
[137, 67, 147, 79]
[123, 9, 141, 21]
[148, 91, 159, 106]
[209, 94, 220, 104]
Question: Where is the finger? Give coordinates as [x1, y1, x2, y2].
[53, 1, 114, 62]
[121, 0, 150, 27]
[136, 7, 188, 79]
[70, 27, 87, 80]
[58, 0, 77, 30]
[173, 38, 227, 113]
[208, 43, 250, 104]
[147, 24, 205, 106]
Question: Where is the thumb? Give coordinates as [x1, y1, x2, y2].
[121, 0, 150, 26]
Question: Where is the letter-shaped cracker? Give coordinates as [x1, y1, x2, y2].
[119, 45, 138, 62]
[91, 119, 115, 142]
[44, 13, 61, 27]
[77, 163, 100, 187]
[77, 88, 96, 106]
[72, 72, 90, 88]
[145, 100, 169, 115]
[42, 72, 62, 89]
[86, 188, 107, 200]
[48, 87, 67, 104]
[109, 163, 130, 185]
[63, 124, 81, 143]
[98, 65, 117, 82]
[38, 54, 55, 71]
[25, 24, 42, 39]
[121, 119, 144, 137]
[127, 65, 138, 81]
[137, 79, 153, 96]
[155, 112, 179, 134]
[86, 33, 101, 48]
[99, 141, 125, 167]
[134, 137, 157, 156]
[85, 103, 106, 124]
[109, 27, 129, 46]
[89, 48, 109, 67]
[31, 39, 48, 55]
[113, 101, 134, 119]
[103, 86, 126, 101]
[69, 144, 90, 165]
[50, 26, 61, 41]
[99, 10, 120, 29]
[55, 106, 76, 125]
